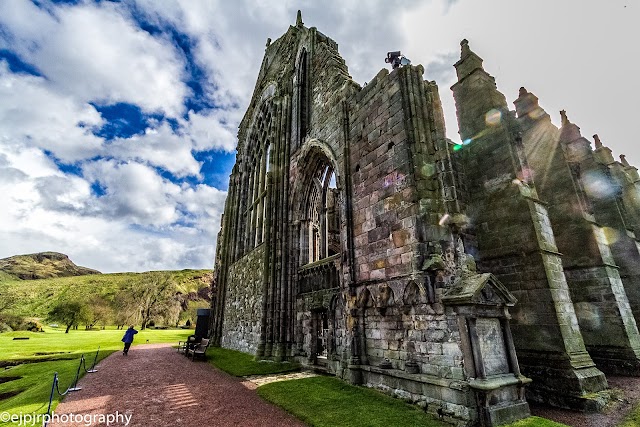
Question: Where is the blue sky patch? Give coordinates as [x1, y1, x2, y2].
[196, 151, 236, 190]
[91, 181, 107, 197]
[91, 102, 163, 139]
[43, 150, 83, 175]
[0, 49, 42, 76]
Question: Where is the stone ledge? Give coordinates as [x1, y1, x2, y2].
[348, 364, 468, 390]
[468, 374, 531, 391]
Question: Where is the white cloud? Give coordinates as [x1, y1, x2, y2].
[82, 160, 181, 226]
[0, 62, 104, 163]
[107, 123, 202, 178]
[0, 150, 226, 272]
[0, 1, 188, 117]
[185, 109, 239, 152]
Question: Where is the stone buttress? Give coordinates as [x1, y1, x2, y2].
[513, 89, 640, 376]
[450, 40, 608, 409]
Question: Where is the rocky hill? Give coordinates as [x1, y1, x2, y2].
[0, 252, 101, 280]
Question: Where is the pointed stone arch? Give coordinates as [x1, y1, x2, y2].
[403, 280, 425, 306]
[292, 139, 343, 265]
[357, 287, 373, 309]
[376, 283, 395, 315]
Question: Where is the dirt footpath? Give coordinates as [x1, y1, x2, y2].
[49, 343, 305, 427]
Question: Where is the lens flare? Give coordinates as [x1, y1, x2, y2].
[582, 170, 616, 200]
[421, 163, 436, 178]
[528, 108, 546, 120]
[485, 109, 502, 126]
[574, 302, 602, 331]
[602, 227, 621, 245]
[438, 214, 450, 226]
[463, 138, 472, 145]
[453, 144, 463, 151]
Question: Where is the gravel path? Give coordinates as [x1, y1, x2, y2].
[49, 343, 305, 427]
[530, 376, 640, 427]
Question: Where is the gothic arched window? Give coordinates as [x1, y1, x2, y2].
[296, 48, 310, 146]
[234, 100, 273, 260]
[302, 161, 339, 265]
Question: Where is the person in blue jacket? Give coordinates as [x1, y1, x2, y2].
[121, 325, 138, 355]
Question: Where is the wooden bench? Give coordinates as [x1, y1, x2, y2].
[186, 338, 210, 361]
[177, 335, 199, 354]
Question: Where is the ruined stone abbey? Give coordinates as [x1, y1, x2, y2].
[212, 12, 640, 426]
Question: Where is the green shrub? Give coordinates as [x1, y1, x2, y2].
[21, 320, 43, 332]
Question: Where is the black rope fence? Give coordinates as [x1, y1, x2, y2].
[42, 347, 101, 427]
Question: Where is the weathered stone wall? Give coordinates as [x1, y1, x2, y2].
[347, 69, 418, 283]
[220, 245, 265, 353]
[355, 282, 464, 378]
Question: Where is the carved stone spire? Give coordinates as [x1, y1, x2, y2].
[621, 154, 630, 167]
[460, 39, 471, 57]
[560, 110, 569, 126]
[514, 87, 548, 121]
[296, 10, 303, 27]
[559, 110, 582, 143]
[454, 39, 484, 82]
[592, 134, 616, 165]
[593, 134, 603, 149]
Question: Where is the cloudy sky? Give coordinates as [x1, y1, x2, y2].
[0, 0, 637, 272]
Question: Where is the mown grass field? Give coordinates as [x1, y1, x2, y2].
[0, 327, 192, 426]
[0, 269, 211, 319]
[206, 347, 300, 377]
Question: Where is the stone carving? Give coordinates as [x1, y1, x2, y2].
[375, 283, 395, 315]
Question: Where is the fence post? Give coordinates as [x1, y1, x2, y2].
[67, 355, 84, 392]
[87, 347, 99, 373]
[43, 372, 57, 427]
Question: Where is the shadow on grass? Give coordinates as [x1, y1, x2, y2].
[206, 347, 300, 377]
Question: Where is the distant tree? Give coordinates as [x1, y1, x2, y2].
[48, 301, 91, 333]
[113, 291, 139, 329]
[0, 291, 17, 326]
[0, 292, 16, 313]
[125, 272, 179, 330]
[179, 300, 211, 327]
[86, 296, 113, 329]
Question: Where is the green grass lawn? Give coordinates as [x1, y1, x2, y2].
[0, 327, 192, 361]
[504, 416, 568, 427]
[257, 376, 450, 427]
[621, 404, 640, 427]
[210, 347, 568, 427]
[0, 327, 192, 426]
[206, 347, 300, 377]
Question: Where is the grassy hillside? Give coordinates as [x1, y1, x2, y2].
[0, 269, 212, 321]
[0, 252, 100, 280]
